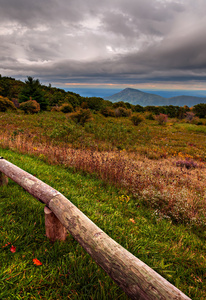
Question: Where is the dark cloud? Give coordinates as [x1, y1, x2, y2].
[0, 0, 206, 87]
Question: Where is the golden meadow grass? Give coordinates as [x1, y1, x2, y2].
[0, 114, 205, 231]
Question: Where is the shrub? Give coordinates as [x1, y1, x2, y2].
[134, 104, 144, 112]
[68, 109, 93, 125]
[176, 159, 198, 169]
[114, 107, 132, 117]
[113, 101, 127, 109]
[0, 95, 17, 112]
[64, 94, 80, 109]
[51, 106, 60, 112]
[12, 98, 20, 108]
[81, 102, 88, 109]
[145, 106, 162, 115]
[191, 117, 203, 125]
[193, 103, 206, 118]
[144, 111, 155, 120]
[185, 111, 195, 122]
[85, 97, 104, 111]
[19, 100, 40, 114]
[100, 107, 115, 117]
[60, 103, 73, 113]
[155, 113, 168, 125]
[131, 113, 144, 126]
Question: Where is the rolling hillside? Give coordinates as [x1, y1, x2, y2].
[105, 88, 206, 107]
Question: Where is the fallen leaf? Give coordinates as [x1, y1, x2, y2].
[129, 218, 136, 224]
[2, 242, 11, 248]
[10, 245, 16, 253]
[33, 258, 42, 266]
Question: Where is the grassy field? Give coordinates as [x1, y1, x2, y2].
[0, 110, 206, 299]
[0, 111, 206, 230]
[0, 150, 205, 299]
[0, 111, 206, 159]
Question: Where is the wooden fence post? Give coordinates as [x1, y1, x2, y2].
[44, 206, 67, 242]
[0, 171, 8, 186]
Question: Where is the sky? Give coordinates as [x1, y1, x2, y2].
[1, 0, 206, 91]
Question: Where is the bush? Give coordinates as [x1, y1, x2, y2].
[144, 111, 155, 120]
[64, 94, 80, 109]
[193, 103, 206, 118]
[68, 109, 93, 125]
[185, 111, 195, 122]
[145, 106, 163, 115]
[176, 159, 198, 169]
[51, 106, 60, 112]
[60, 103, 73, 113]
[12, 98, 20, 108]
[190, 117, 203, 125]
[85, 97, 104, 111]
[100, 107, 115, 117]
[19, 100, 40, 114]
[113, 101, 127, 109]
[81, 102, 88, 109]
[155, 113, 168, 125]
[131, 113, 144, 126]
[134, 104, 144, 112]
[114, 107, 132, 117]
[0, 95, 17, 112]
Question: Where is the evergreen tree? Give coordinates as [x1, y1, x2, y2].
[19, 76, 48, 110]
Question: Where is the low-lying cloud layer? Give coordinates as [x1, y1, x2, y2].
[1, 0, 206, 88]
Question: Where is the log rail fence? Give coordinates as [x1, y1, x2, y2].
[0, 157, 191, 300]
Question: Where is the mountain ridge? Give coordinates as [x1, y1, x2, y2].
[105, 88, 206, 107]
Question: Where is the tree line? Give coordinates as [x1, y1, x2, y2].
[0, 75, 206, 119]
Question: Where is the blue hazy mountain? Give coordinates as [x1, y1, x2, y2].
[105, 88, 206, 107]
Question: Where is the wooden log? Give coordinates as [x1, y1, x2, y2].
[44, 206, 67, 242]
[0, 158, 191, 300]
[0, 158, 60, 205]
[0, 171, 8, 186]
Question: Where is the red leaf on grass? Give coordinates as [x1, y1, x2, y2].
[2, 242, 11, 248]
[10, 245, 16, 253]
[33, 258, 42, 266]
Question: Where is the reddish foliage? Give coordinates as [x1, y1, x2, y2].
[33, 258, 42, 266]
[2, 242, 11, 248]
[10, 245, 16, 253]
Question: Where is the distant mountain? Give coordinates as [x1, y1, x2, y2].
[167, 95, 206, 107]
[105, 88, 165, 106]
[105, 88, 206, 107]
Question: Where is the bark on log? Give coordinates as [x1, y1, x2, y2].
[44, 206, 67, 242]
[0, 171, 8, 186]
[0, 158, 191, 300]
[0, 159, 60, 204]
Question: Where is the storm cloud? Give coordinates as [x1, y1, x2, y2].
[0, 0, 206, 87]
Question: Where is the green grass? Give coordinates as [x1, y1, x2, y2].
[0, 149, 205, 299]
[176, 123, 206, 134]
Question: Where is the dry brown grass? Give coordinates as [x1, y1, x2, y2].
[1, 130, 206, 229]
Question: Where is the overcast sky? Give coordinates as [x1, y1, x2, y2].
[1, 0, 206, 90]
